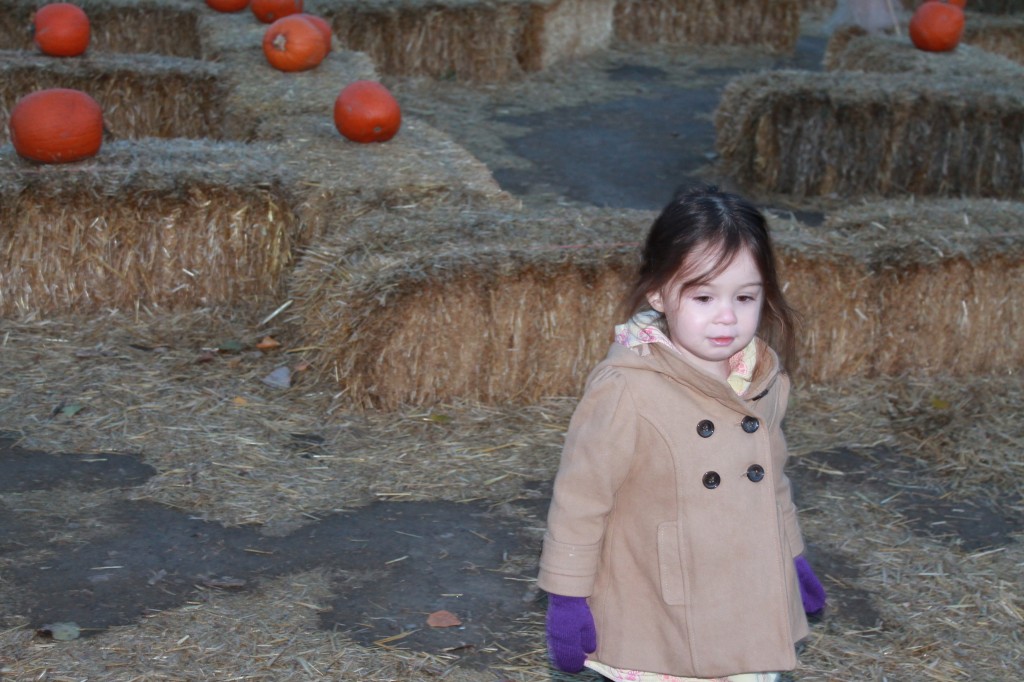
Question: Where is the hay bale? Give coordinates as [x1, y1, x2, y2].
[0, 140, 303, 317]
[899, 0, 1024, 13]
[289, 205, 648, 408]
[520, 0, 616, 71]
[0, 51, 226, 140]
[0, 0, 199, 57]
[613, 0, 801, 53]
[823, 27, 1024, 79]
[714, 69, 1024, 199]
[323, 0, 531, 82]
[802, 199, 1024, 378]
[290, 200, 1024, 407]
[963, 14, 1024, 65]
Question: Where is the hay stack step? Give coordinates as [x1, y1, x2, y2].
[714, 67, 1024, 199]
[0, 140, 303, 317]
[289, 200, 1024, 408]
[0, 51, 226, 140]
[0, 0, 199, 57]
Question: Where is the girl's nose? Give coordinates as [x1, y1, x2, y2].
[716, 303, 737, 324]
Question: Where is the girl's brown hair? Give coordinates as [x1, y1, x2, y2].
[621, 185, 799, 371]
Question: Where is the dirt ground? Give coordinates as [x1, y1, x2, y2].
[1, 11, 1023, 682]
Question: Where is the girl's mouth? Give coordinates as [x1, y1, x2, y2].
[709, 337, 735, 346]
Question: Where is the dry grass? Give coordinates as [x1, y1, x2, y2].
[1, 2, 1022, 681]
[0, 311, 1021, 681]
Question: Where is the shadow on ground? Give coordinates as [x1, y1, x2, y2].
[0, 435, 542, 668]
[2, 432, 1020, 668]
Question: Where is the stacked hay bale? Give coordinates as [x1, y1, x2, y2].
[0, 0, 199, 57]
[289, 199, 1024, 406]
[289, 204, 648, 408]
[0, 140, 302, 316]
[963, 14, 1024, 64]
[614, 0, 800, 52]
[776, 199, 1024, 381]
[0, 3, 514, 319]
[715, 31, 1024, 198]
[0, 52, 226, 140]
[323, 0, 537, 81]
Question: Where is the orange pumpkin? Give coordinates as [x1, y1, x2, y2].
[297, 13, 332, 52]
[250, 0, 302, 23]
[909, 1, 965, 52]
[32, 3, 90, 57]
[205, 0, 250, 12]
[262, 15, 327, 72]
[9, 88, 103, 163]
[333, 81, 402, 143]
[945, 0, 967, 7]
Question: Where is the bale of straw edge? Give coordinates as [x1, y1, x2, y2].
[520, 0, 615, 71]
[714, 69, 1024, 199]
[613, 0, 800, 53]
[823, 28, 1024, 80]
[290, 200, 1024, 407]
[963, 15, 1024, 65]
[808, 199, 1024, 377]
[0, 51, 226, 140]
[289, 205, 649, 408]
[899, 0, 1024, 13]
[0, 140, 302, 318]
[0, 0, 199, 56]
[325, 0, 531, 82]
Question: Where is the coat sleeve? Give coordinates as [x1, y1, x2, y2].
[537, 367, 639, 597]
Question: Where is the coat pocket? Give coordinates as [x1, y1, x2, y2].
[657, 521, 687, 605]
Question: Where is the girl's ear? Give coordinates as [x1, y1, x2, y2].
[647, 289, 664, 312]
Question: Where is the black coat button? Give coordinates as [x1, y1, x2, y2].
[741, 416, 760, 433]
[746, 464, 765, 482]
[702, 471, 721, 489]
[697, 420, 715, 438]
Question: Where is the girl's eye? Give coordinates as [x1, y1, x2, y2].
[694, 295, 712, 303]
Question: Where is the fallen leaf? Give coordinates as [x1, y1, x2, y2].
[256, 336, 281, 350]
[427, 610, 462, 628]
[293, 361, 311, 372]
[930, 398, 951, 410]
[232, 396, 249, 406]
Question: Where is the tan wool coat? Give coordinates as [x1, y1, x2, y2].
[538, 339, 809, 678]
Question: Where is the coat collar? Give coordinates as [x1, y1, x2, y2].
[605, 335, 783, 413]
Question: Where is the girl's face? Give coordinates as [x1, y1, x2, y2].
[647, 247, 764, 379]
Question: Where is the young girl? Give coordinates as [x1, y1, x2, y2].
[537, 186, 826, 682]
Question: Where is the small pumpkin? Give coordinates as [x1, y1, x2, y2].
[909, 1, 965, 52]
[262, 15, 328, 72]
[250, 0, 302, 24]
[32, 2, 90, 57]
[297, 13, 332, 52]
[205, 0, 250, 12]
[333, 81, 402, 143]
[9, 88, 103, 163]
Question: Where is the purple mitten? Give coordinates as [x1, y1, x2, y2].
[795, 555, 827, 616]
[545, 594, 597, 673]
